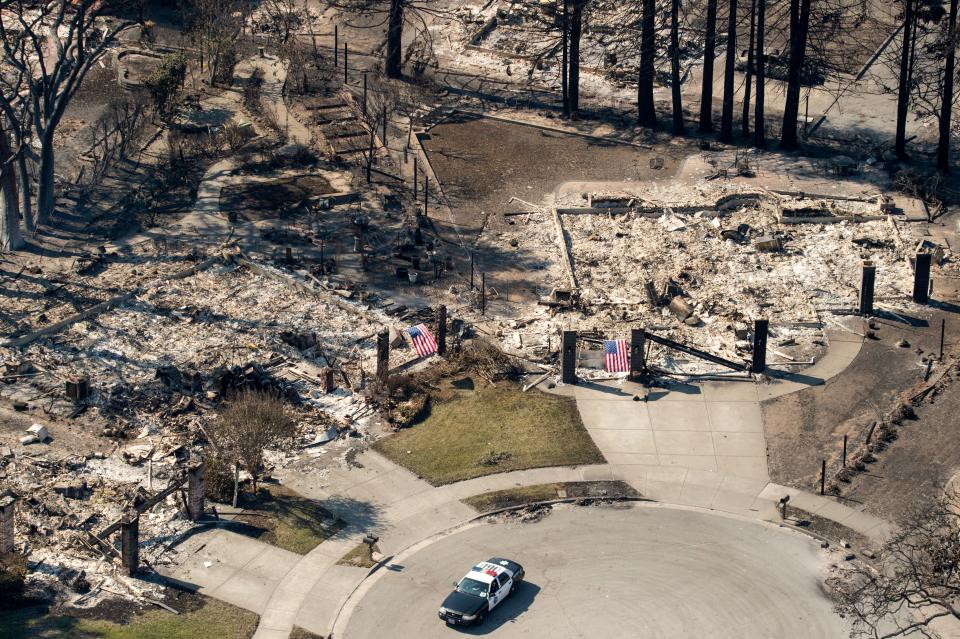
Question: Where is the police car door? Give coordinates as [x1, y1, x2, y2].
[489, 573, 511, 610]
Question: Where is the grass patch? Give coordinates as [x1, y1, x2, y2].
[0, 594, 257, 639]
[336, 542, 380, 569]
[233, 484, 343, 555]
[289, 626, 325, 639]
[373, 383, 605, 485]
[463, 481, 642, 513]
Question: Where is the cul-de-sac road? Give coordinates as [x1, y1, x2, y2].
[340, 504, 847, 638]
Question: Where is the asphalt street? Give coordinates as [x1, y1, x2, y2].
[341, 504, 848, 638]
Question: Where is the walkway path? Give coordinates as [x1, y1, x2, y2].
[235, 54, 311, 147]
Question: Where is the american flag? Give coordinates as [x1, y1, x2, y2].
[604, 339, 629, 373]
[406, 324, 438, 358]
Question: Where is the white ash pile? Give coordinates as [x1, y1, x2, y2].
[562, 206, 910, 366]
[3, 263, 382, 436]
[0, 447, 193, 606]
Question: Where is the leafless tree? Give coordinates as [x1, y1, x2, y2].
[832, 489, 960, 637]
[638, 0, 657, 127]
[326, 0, 441, 79]
[0, 0, 130, 233]
[754, 0, 767, 147]
[257, 0, 305, 47]
[0, 114, 21, 250]
[188, 0, 245, 85]
[895, 0, 917, 159]
[741, 0, 757, 138]
[780, 0, 812, 149]
[937, 0, 958, 172]
[669, 0, 683, 133]
[208, 390, 297, 494]
[698, 0, 718, 133]
[719, 0, 738, 141]
[84, 95, 150, 187]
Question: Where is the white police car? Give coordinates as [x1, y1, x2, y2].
[437, 557, 525, 626]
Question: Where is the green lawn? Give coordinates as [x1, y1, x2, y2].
[373, 383, 605, 485]
[0, 598, 258, 639]
[234, 484, 343, 555]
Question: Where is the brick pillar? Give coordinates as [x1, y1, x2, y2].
[187, 462, 205, 522]
[561, 331, 578, 385]
[629, 329, 646, 380]
[120, 509, 139, 576]
[751, 319, 769, 374]
[859, 260, 876, 316]
[913, 252, 932, 304]
[376, 330, 390, 383]
[0, 496, 16, 555]
[435, 305, 447, 356]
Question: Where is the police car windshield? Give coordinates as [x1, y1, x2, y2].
[457, 578, 488, 598]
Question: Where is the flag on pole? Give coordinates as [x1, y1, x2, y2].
[406, 324, 438, 358]
[603, 339, 629, 373]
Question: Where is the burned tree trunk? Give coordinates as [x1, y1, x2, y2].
[670, 0, 684, 133]
[895, 0, 915, 159]
[568, 0, 586, 113]
[638, 0, 657, 127]
[386, 0, 404, 78]
[0, 120, 22, 251]
[720, 0, 739, 141]
[754, 0, 767, 147]
[742, 0, 757, 138]
[562, 0, 569, 117]
[781, 0, 812, 150]
[699, 0, 718, 133]
[937, 0, 958, 172]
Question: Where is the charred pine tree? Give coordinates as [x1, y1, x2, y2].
[754, 0, 766, 147]
[895, 0, 916, 159]
[568, 0, 588, 113]
[670, 0, 684, 133]
[780, 0, 812, 150]
[0, 117, 22, 251]
[638, 0, 658, 127]
[720, 0, 739, 141]
[937, 0, 958, 172]
[562, 0, 570, 117]
[699, 0, 719, 132]
[742, 0, 757, 137]
[386, 0, 404, 78]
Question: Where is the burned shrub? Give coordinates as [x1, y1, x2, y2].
[0, 553, 27, 608]
[208, 390, 296, 494]
[204, 453, 237, 503]
[887, 402, 916, 425]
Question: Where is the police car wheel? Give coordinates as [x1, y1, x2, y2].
[475, 611, 485, 626]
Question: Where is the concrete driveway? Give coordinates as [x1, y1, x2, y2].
[339, 504, 848, 638]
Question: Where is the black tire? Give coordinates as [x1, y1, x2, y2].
[475, 611, 486, 626]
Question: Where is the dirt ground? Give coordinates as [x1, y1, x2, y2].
[840, 365, 960, 525]
[421, 115, 689, 237]
[763, 308, 959, 500]
[419, 115, 695, 312]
